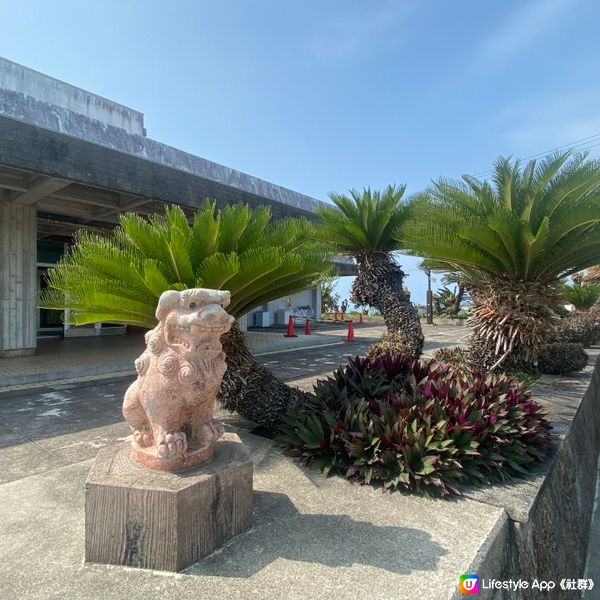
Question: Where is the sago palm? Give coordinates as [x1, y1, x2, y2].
[40, 201, 334, 426]
[317, 185, 424, 356]
[433, 285, 466, 317]
[399, 152, 600, 371]
[584, 267, 600, 316]
[563, 283, 600, 311]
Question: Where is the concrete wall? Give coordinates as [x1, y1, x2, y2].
[0, 57, 145, 135]
[0, 198, 37, 355]
[460, 356, 600, 599]
[251, 287, 321, 327]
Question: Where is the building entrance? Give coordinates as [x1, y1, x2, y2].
[37, 267, 63, 336]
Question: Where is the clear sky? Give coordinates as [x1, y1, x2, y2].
[1, 0, 599, 305]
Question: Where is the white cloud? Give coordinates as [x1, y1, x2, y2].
[481, 0, 577, 62]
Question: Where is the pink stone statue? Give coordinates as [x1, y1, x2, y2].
[123, 288, 234, 471]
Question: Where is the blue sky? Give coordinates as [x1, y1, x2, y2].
[1, 0, 598, 305]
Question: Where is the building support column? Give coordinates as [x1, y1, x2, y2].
[0, 197, 37, 356]
[313, 284, 322, 318]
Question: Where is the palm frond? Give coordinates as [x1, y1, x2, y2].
[39, 200, 334, 323]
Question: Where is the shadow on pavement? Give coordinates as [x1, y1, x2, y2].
[186, 490, 447, 577]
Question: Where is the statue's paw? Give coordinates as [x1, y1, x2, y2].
[133, 429, 152, 448]
[156, 431, 187, 458]
[202, 419, 224, 444]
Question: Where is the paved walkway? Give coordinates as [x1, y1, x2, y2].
[0, 323, 468, 390]
[0, 329, 598, 599]
[0, 325, 504, 600]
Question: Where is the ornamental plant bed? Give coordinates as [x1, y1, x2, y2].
[277, 355, 552, 497]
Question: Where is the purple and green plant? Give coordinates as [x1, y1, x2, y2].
[277, 355, 552, 497]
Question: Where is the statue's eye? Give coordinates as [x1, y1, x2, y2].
[189, 302, 196, 309]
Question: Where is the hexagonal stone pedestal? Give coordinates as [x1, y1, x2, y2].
[85, 432, 253, 572]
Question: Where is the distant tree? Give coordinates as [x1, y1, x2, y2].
[320, 280, 340, 312]
[433, 280, 468, 317]
[563, 283, 600, 311]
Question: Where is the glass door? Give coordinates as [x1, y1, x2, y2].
[37, 267, 64, 336]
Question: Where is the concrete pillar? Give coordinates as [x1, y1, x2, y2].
[237, 313, 248, 332]
[313, 284, 322, 318]
[0, 198, 37, 356]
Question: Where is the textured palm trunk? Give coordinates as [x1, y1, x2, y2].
[451, 283, 465, 316]
[218, 323, 305, 429]
[351, 252, 424, 357]
[467, 282, 560, 372]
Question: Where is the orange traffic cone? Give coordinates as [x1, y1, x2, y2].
[359, 312, 363, 324]
[345, 319, 355, 342]
[304, 319, 311, 335]
[284, 315, 297, 337]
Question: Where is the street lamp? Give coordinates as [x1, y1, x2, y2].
[426, 269, 433, 325]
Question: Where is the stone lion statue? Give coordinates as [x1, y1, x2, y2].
[123, 288, 234, 470]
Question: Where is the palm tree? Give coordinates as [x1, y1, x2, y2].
[40, 202, 334, 427]
[563, 283, 600, 311]
[317, 185, 424, 356]
[399, 152, 600, 372]
[433, 284, 467, 317]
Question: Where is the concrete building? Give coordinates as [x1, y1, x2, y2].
[0, 57, 353, 356]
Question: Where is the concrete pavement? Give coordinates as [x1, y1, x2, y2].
[0, 323, 467, 391]
[0, 376, 504, 600]
[1, 327, 597, 599]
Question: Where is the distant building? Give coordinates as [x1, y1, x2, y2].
[0, 57, 353, 356]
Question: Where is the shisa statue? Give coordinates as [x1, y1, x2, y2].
[122, 288, 234, 470]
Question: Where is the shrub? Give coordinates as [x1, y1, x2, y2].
[365, 332, 407, 361]
[552, 314, 600, 347]
[433, 346, 468, 368]
[563, 283, 600, 310]
[537, 343, 589, 375]
[277, 356, 552, 497]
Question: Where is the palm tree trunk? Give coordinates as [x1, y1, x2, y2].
[219, 323, 305, 429]
[467, 282, 560, 372]
[351, 253, 424, 357]
[451, 283, 465, 316]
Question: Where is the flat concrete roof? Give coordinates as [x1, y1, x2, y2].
[0, 57, 326, 222]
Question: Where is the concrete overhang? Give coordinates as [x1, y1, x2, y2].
[0, 114, 325, 223]
[332, 257, 358, 276]
[0, 56, 330, 228]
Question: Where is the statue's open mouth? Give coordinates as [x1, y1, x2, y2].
[166, 322, 229, 353]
